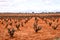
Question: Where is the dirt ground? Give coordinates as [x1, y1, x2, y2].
[0, 13, 60, 40]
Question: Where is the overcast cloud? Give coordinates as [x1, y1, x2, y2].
[0, 0, 60, 13]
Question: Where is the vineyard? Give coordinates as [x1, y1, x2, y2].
[0, 13, 60, 40]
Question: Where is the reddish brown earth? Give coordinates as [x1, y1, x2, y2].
[0, 13, 60, 40]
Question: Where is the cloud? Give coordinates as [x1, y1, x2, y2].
[0, 0, 60, 12]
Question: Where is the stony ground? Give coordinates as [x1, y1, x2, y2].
[0, 17, 60, 40]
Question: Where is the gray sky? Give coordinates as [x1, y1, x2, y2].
[0, 0, 60, 13]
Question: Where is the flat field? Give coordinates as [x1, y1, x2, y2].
[0, 13, 60, 40]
